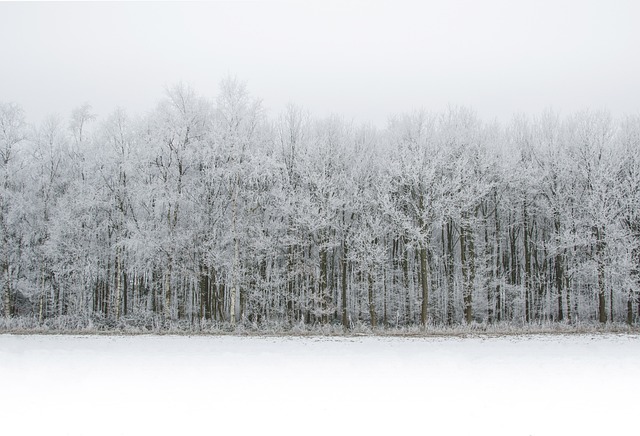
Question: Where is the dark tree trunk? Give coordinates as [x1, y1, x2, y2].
[341, 240, 348, 329]
[419, 243, 429, 326]
[595, 226, 607, 323]
[494, 195, 502, 323]
[199, 264, 210, 320]
[523, 202, 531, 323]
[460, 216, 473, 325]
[368, 272, 377, 328]
[446, 220, 455, 325]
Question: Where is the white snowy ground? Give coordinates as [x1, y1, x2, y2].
[1, 334, 638, 436]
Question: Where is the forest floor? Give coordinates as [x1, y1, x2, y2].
[1, 316, 639, 337]
[1, 332, 638, 436]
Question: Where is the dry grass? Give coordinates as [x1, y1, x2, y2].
[1, 315, 638, 338]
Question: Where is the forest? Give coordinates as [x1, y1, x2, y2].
[1, 79, 639, 331]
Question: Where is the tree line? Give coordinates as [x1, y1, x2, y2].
[1, 79, 639, 329]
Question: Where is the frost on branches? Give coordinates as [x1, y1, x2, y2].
[1, 80, 640, 331]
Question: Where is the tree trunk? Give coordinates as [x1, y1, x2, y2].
[217, 281, 226, 321]
[230, 185, 239, 326]
[484, 205, 492, 323]
[115, 245, 122, 321]
[319, 243, 327, 324]
[240, 284, 246, 323]
[610, 286, 614, 323]
[419, 243, 429, 326]
[595, 226, 607, 323]
[494, 195, 502, 323]
[446, 220, 455, 325]
[523, 202, 531, 323]
[383, 268, 388, 327]
[468, 222, 476, 323]
[554, 216, 564, 321]
[402, 237, 410, 325]
[341, 240, 348, 329]
[460, 217, 473, 324]
[103, 262, 110, 316]
[555, 251, 564, 321]
[199, 264, 210, 320]
[368, 272, 377, 328]
[287, 244, 295, 323]
[3, 263, 11, 318]
[39, 267, 46, 323]
[164, 264, 172, 321]
[123, 269, 128, 316]
[565, 275, 572, 323]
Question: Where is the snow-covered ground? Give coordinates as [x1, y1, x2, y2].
[1, 334, 638, 436]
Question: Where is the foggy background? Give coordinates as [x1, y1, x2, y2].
[1, 0, 639, 125]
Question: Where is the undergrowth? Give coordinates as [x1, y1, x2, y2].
[1, 315, 638, 337]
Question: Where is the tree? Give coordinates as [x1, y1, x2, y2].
[214, 76, 263, 325]
[0, 102, 28, 318]
[387, 110, 443, 326]
[565, 111, 617, 323]
[617, 115, 640, 324]
[29, 115, 69, 321]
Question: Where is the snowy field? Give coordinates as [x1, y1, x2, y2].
[1, 334, 638, 436]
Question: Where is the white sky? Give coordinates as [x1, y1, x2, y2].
[1, 0, 639, 126]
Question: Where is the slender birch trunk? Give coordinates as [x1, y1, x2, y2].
[230, 186, 238, 326]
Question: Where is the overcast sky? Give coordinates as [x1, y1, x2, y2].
[1, 0, 639, 126]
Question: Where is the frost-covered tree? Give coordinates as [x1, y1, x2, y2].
[0, 102, 28, 317]
[1, 86, 639, 330]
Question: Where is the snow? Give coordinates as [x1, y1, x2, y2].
[1, 334, 638, 435]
